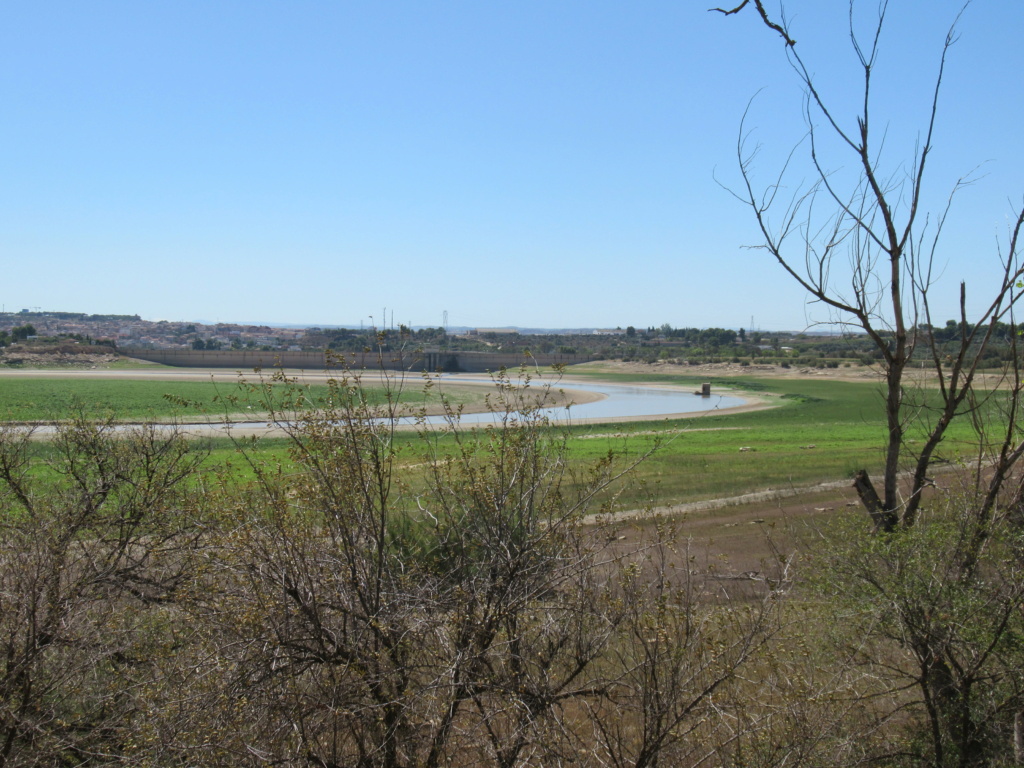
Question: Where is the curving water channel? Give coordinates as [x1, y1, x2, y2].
[423, 377, 746, 425]
[207, 377, 748, 432]
[19, 376, 748, 435]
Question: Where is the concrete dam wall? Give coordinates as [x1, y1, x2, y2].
[120, 348, 595, 373]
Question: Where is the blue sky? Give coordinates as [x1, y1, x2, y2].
[3, 1, 1022, 330]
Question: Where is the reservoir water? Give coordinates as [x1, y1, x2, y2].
[197, 378, 748, 430]
[422, 378, 746, 425]
[24, 377, 748, 434]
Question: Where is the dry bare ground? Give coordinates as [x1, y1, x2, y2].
[0, 349, 120, 367]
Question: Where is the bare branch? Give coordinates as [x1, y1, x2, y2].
[709, 0, 796, 46]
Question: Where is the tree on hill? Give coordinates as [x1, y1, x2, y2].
[718, 3, 1024, 763]
[10, 324, 35, 342]
[717, 0, 1024, 531]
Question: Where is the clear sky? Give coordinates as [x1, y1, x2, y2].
[3, 1, 1022, 331]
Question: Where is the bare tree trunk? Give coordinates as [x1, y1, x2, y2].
[853, 470, 896, 532]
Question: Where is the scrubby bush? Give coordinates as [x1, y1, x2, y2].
[0, 370, 777, 767]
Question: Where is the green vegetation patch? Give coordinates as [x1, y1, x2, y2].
[0, 379, 254, 421]
[0, 377, 494, 423]
[550, 372, 997, 506]
[4, 371, 1000, 508]
[191, 372, 1001, 507]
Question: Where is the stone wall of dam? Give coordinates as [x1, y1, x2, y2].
[120, 348, 595, 373]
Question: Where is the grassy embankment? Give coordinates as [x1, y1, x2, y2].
[0, 370, 993, 508]
[556, 370, 995, 506]
[0, 377, 489, 423]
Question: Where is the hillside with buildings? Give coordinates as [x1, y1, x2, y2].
[0, 309, 900, 370]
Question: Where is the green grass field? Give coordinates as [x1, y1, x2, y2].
[553, 371, 997, 505]
[2, 369, 997, 508]
[0, 379, 266, 421]
[558, 376, 883, 504]
[0, 377, 491, 422]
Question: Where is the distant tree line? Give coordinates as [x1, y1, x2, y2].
[0, 311, 139, 322]
[0, 327, 120, 351]
[0, 324, 36, 347]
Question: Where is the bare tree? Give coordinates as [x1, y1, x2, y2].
[0, 417, 207, 766]
[169, 367, 776, 768]
[715, 5, 1024, 763]
[717, 1, 1024, 532]
[587, 534, 779, 768]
